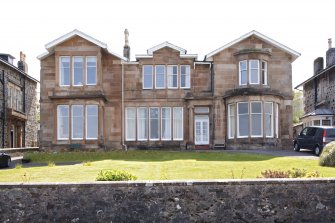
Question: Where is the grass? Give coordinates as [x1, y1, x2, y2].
[0, 150, 334, 182]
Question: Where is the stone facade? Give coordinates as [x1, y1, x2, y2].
[0, 54, 38, 148]
[1, 179, 335, 222]
[296, 41, 335, 127]
[39, 30, 299, 150]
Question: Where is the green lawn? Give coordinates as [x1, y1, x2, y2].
[0, 151, 334, 182]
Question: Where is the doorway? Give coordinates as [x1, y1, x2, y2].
[195, 115, 209, 145]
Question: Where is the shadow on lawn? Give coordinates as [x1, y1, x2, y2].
[22, 150, 280, 165]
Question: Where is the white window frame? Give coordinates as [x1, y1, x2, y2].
[261, 60, 267, 85]
[71, 105, 84, 140]
[86, 56, 97, 86]
[161, 107, 172, 141]
[249, 60, 260, 85]
[137, 107, 148, 141]
[180, 65, 191, 89]
[239, 60, 247, 86]
[168, 65, 178, 89]
[228, 104, 235, 139]
[143, 65, 153, 89]
[250, 101, 263, 137]
[59, 56, 71, 86]
[173, 107, 183, 140]
[125, 107, 136, 141]
[72, 56, 84, 86]
[265, 102, 274, 138]
[149, 107, 160, 141]
[57, 105, 69, 140]
[86, 105, 98, 140]
[237, 102, 249, 138]
[155, 65, 166, 89]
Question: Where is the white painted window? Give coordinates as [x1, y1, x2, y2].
[265, 102, 273, 137]
[73, 56, 84, 86]
[228, 104, 235, 139]
[86, 105, 98, 140]
[168, 65, 178, 88]
[155, 65, 165, 89]
[173, 107, 183, 140]
[137, 108, 148, 140]
[60, 56, 70, 86]
[86, 56, 97, 85]
[126, 107, 136, 141]
[249, 60, 259, 84]
[71, 105, 84, 140]
[239, 60, 247, 85]
[195, 107, 209, 114]
[275, 103, 279, 138]
[57, 105, 69, 140]
[261, 61, 267, 85]
[322, 119, 331, 126]
[149, 108, 160, 140]
[251, 102, 262, 137]
[143, 65, 153, 89]
[161, 107, 171, 140]
[180, 65, 190, 88]
[237, 102, 249, 138]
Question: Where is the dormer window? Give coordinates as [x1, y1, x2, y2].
[239, 60, 267, 86]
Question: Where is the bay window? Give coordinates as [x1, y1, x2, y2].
[261, 61, 267, 85]
[251, 102, 262, 137]
[237, 102, 249, 137]
[265, 102, 273, 137]
[239, 61, 247, 85]
[239, 60, 267, 86]
[143, 65, 153, 89]
[249, 60, 259, 84]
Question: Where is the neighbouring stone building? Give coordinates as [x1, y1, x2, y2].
[0, 52, 38, 148]
[295, 39, 335, 127]
[39, 29, 300, 150]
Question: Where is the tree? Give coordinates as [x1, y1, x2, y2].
[292, 90, 304, 124]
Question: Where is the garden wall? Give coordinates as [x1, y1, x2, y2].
[1, 179, 335, 222]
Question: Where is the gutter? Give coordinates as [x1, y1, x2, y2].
[121, 62, 127, 151]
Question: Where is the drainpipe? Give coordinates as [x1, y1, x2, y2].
[121, 62, 127, 151]
[1, 70, 5, 148]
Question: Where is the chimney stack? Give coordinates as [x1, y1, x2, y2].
[326, 38, 335, 67]
[123, 29, 130, 61]
[17, 51, 28, 73]
[329, 38, 332, 49]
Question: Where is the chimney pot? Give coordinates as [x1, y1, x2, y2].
[328, 38, 332, 49]
[123, 29, 130, 60]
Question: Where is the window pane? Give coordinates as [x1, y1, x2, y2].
[238, 103, 249, 137]
[150, 108, 160, 140]
[249, 60, 259, 84]
[57, 105, 69, 139]
[228, 104, 235, 139]
[322, 119, 331, 126]
[251, 102, 261, 113]
[251, 102, 262, 136]
[162, 107, 171, 140]
[262, 61, 267, 85]
[86, 105, 98, 139]
[155, 65, 165, 88]
[87, 57, 97, 85]
[181, 65, 190, 88]
[173, 107, 183, 139]
[239, 61, 247, 85]
[265, 102, 273, 137]
[137, 108, 148, 140]
[60, 57, 70, 86]
[73, 57, 84, 85]
[168, 66, 178, 88]
[313, 120, 320, 126]
[72, 105, 84, 139]
[195, 107, 209, 113]
[126, 107, 136, 140]
[143, 65, 153, 89]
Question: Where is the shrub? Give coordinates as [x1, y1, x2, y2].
[319, 141, 335, 167]
[259, 168, 321, 178]
[96, 169, 137, 181]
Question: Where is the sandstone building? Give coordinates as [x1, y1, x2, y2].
[295, 39, 335, 127]
[39, 30, 300, 150]
[0, 52, 38, 148]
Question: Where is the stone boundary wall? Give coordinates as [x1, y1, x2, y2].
[1, 179, 335, 222]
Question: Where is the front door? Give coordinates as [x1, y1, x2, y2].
[195, 115, 209, 145]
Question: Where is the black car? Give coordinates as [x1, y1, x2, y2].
[0, 153, 11, 168]
[293, 126, 335, 156]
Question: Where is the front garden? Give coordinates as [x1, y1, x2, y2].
[0, 151, 334, 182]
